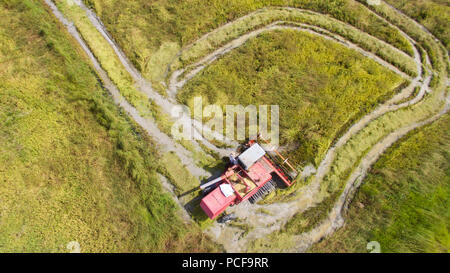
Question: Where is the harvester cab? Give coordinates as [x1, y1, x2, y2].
[199, 140, 298, 220]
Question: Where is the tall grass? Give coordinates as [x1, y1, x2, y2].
[385, 0, 450, 51]
[173, 7, 417, 77]
[0, 0, 217, 252]
[179, 30, 404, 166]
[83, 0, 415, 84]
[310, 114, 450, 253]
[246, 0, 449, 250]
[53, 0, 163, 119]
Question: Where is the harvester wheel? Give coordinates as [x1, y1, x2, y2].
[218, 213, 236, 224]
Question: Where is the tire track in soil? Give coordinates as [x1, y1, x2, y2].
[167, 5, 431, 252]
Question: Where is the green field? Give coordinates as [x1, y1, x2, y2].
[179, 29, 404, 166]
[0, 0, 217, 252]
[310, 114, 450, 253]
[84, 0, 414, 85]
[0, 0, 448, 253]
[385, 0, 450, 51]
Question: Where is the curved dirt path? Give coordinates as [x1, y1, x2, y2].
[168, 6, 414, 77]
[285, 1, 450, 252]
[71, 0, 236, 157]
[45, 0, 447, 253]
[171, 1, 432, 252]
[168, 7, 416, 99]
[166, 20, 415, 153]
[181, 2, 445, 252]
[291, 93, 449, 252]
[44, 0, 213, 178]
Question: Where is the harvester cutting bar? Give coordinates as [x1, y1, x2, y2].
[249, 179, 276, 204]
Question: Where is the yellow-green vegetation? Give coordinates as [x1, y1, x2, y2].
[284, 192, 340, 234]
[385, 0, 450, 51]
[173, 8, 417, 78]
[296, 61, 446, 241]
[2, 0, 447, 254]
[250, 85, 448, 251]
[311, 114, 450, 253]
[0, 0, 218, 252]
[246, 0, 449, 251]
[52, 0, 221, 169]
[160, 152, 199, 196]
[310, 0, 449, 211]
[359, 0, 449, 81]
[83, 0, 415, 84]
[159, 150, 226, 229]
[52, 0, 168, 126]
[179, 30, 404, 166]
[180, 140, 225, 173]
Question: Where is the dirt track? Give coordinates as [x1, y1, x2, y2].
[164, 1, 442, 252]
[45, 0, 448, 252]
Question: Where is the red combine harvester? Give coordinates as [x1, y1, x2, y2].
[200, 140, 298, 220]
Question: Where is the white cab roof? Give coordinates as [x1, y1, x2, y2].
[238, 143, 266, 169]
